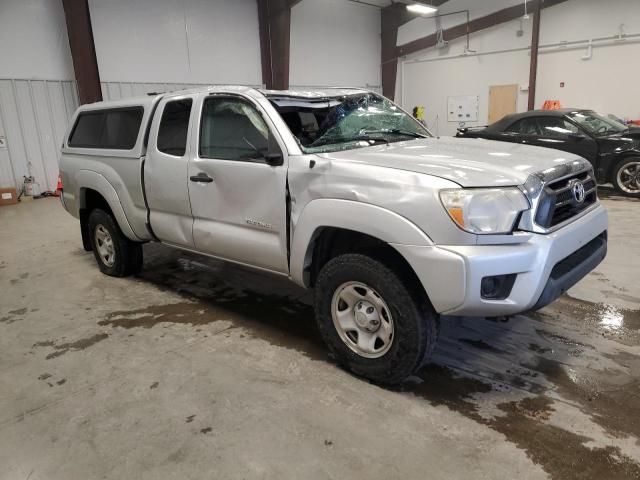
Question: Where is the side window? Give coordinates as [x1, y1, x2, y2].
[69, 107, 143, 149]
[157, 99, 193, 156]
[199, 97, 269, 161]
[102, 109, 144, 149]
[538, 117, 579, 137]
[68, 111, 104, 147]
[506, 118, 540, 135]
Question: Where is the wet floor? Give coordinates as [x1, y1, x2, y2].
[98, 242, 640, 480]
[2, 197, 640, 479]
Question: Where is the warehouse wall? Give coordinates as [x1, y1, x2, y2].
[88, 0, 263, 85]
[290, 0, 381, 89]
[399, 0, 640, 136]
[0, 0, 78, 191]
[93, 0, 382, 97]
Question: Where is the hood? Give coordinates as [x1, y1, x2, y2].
[318, 136, 585, 188]
[605, 128, 640, 142]
[598, 129, 640, 153]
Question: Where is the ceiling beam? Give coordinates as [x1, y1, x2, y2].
[61, 0, 102, 104]
[396, 0, 568, 58]
[528, 0, 542, 110]
[381, 3, 419, 99]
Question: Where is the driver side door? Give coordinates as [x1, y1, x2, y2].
[187, 94, 289, 274]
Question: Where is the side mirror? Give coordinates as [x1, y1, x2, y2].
[264, 133, 284, 166]
[264, 152, 284, 166]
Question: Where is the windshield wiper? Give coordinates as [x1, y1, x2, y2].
[361, 128, 428, 139]
[310, 135, 390, 148]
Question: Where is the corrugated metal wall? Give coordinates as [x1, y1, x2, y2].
[0, 79, 78, 191]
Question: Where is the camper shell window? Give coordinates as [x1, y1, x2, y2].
[69, 107, 144, 149]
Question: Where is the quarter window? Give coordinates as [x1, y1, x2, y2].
[199, 97, 270, 161]
[506, 118, 541, 135]
[69, 107, 143, 149]
[157, 99, 193, 156]
[537, 117, 579, 137]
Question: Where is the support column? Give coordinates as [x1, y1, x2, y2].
[258, 0, 299, 90]
[61, 0, 102, 105]
[527, 0, 542, 110]
[381, 4, 414, 101]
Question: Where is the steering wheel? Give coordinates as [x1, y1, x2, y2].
[596, 125, 607, 135]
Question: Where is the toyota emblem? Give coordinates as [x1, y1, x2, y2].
[572, 181, 586, 204]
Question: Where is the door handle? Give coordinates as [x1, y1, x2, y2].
[190, 172, 214, 183]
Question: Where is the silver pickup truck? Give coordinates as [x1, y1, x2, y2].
[59, 86, 608, 384]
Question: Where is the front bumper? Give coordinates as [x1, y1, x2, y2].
[393, 204, 608, 317]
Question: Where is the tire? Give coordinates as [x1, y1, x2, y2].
[314, 253, 439, 385]
[88, 209, 143, 277]
[612, 157, 640, 197]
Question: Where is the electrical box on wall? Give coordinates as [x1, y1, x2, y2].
[447, 95, 479, 123]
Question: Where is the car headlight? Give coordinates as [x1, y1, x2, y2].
[439, 188, 530, 234]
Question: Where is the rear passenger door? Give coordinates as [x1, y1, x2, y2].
[145, 94, 197, 248]
[187, 93, 289, 273]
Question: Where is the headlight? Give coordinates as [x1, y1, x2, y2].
[439, 188, 530, 234]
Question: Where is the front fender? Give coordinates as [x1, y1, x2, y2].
[289, 198, 433, 286]
[71, 170, 142, 241]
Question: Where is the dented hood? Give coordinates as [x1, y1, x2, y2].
[317, 136, 582, 187]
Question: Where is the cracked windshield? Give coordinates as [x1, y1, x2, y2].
[271, 93, 430, 153]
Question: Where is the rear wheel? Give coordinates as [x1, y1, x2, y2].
[88, 209, 143, 277]
[314, 254, 438, 385]
[612, 158, 640, 197]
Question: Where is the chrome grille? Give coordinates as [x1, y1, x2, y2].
[534, 171, 597, 229]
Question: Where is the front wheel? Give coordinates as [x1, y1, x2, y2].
[612, 158, 640, 197]
[88, 209, 143, 277]
[314, 254, 438, 385]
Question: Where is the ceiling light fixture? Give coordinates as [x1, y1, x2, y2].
[406, 3, 438, 15]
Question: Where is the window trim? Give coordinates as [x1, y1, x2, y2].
[68, 106, 144, 150]
[505, 117, 541, 136]
[535, 116, 581, 138]
[197, 94, 275, 164]
[156, 98, 193, 158]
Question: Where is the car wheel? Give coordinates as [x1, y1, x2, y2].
[88, 209, 143, 277]
[612, 158, 640, 197]
[314, 253, 439, 385]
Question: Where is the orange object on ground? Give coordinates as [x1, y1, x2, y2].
[55, 175, 63, 197]
[542, 100, 562, 110]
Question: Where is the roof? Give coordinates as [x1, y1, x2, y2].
[259, 87, 369, 99]
[505, 108, 592, 118]
[77, 85, 373, 111]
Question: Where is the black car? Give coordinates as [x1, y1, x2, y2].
[457, 109, 640, 197]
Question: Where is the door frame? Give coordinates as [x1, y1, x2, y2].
[186, 91, 292, 274]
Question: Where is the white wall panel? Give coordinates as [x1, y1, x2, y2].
[290, 0, 381, 89]
[0, 80, 77, 191]
[89, 0, 262, 85]
[0, 0, 75, 80]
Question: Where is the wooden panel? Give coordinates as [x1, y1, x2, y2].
[489, 85, 518, 125]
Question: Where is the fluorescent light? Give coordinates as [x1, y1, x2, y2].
[406, 3, 438, 15]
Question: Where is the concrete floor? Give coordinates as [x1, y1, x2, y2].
[1, 191, 639, 480]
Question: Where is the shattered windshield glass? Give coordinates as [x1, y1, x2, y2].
[269, 93, 431, 153]
[568, 111, 627, 137]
